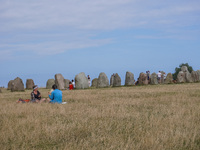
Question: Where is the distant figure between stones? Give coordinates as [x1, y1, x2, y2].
[88, 75, 91, 87]
[157, 71, 162, 84]
[69, 81, 74, 90]
[146, 70, 150, 82]
[31, 85, 46, 103]
[72, 79, 75, 88]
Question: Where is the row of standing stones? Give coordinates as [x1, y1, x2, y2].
[5, 66, 200, 92]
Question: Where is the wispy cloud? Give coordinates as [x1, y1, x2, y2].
[0, 0, 200, 60]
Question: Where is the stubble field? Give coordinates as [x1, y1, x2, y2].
[0, 83, 200, 150]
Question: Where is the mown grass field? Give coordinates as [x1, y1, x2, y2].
[0, 83, 200, 150]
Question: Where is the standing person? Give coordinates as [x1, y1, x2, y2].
[31, 85, 46, 103]
[157, 71, 162, 84]
[72, 79, 75, 88]
[146, 70, 150, 81]
[87, 75, 91, 87]
[69, 81, 73, 90]
[47, 84, 62, 104]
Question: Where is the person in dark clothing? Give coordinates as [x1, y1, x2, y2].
[31, 85, 46, 103]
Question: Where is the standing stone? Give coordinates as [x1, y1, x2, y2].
[91, 78, 98, 87]
[138, 73, 148, 85]
[97, 72, 109, 88]
[11, 77, 25, 92]
[7, 80, 14, 90]
[197, 70, 200, 82]
[191, 71, 199, 82]
[75, 72, 89, 89]
[46, 79, 55, 89]
[177, 71, 186, 83]
[110, 74, 114, 86]
[55, 74, 65, 90]
[150, 72, 158, 85]
[113, 73, 121, 87]
[125, 71, 135, 86]
[26, 79, 34, 89]
[64, 79, 70, 89]
[181, 66, 188, 72]
[185, 72, 193, 83]
[0, 88, 2, 93]
[164, 73, 173, 84]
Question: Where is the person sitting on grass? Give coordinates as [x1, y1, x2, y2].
[31, 85, 46, 103]
[47, 84, 62, 104]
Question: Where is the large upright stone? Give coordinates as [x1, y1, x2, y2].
[97, 72, 109, 88]
[75, 72, 89, 89]
[26, 79, 34, 89]
[55, 74, 65, 90]
[7, 80, 14, 90]
[64, 79, 70, 89]
[181, 66, 188, 72]
[46, 79, 55, 89]
[150, 72, 158, 85]
[185, 72, 193, 83]
[164, 73, 173, 84]
[191, 71, 199, 82]
[138, 73, 148, 85]
[113, 73, 121, 87]
[197, 70, 200, 82]
[0, 88, 2, 93]
[177, 71, 186, 83]
[110, 74, 114, 86]
[11, 77, 25, 92]
[91, 78, 98, 87]
[125, 71, 135, 86]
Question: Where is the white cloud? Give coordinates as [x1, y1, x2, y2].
[0, 0, 199, 31]
[0, 0, 200, 60]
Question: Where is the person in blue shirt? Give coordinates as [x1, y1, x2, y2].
[47, 84, 62, 104]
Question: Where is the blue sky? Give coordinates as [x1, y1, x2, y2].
[0, 0, 200, 87]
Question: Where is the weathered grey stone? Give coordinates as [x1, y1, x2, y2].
[91, 78, 98, 87]
[26, 79, 34, 89]
[75, 72, 89, 89]
[150, 73, 158, 85]
[97, 72, 109, 88]
[164, 73, 173, 84]
[7, 80, 14, 90]
[46, 79, 55, 89]
[177, 71, 186, 83]
[110, 74, 114, 86]
[125, 71, 135, 86]
[11, 77, 24, 92]
[160, 71, 166, 84]
[138, 73, 148, 85]
[181, 66, 188, 72]
[185, 72, 193, 83]
[55, 74, 65, 90]
[191, 71, 199, 82]
[113, 73, 121, 87]
[197, 70, 200, 82]
[64, 79, 70, 89]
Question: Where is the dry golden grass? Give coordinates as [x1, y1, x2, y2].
[0, 83, 200, 150]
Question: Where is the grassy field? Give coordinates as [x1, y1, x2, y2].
[0, 83, 200, 150]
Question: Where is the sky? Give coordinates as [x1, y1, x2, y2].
[0, 0, 200, 87]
